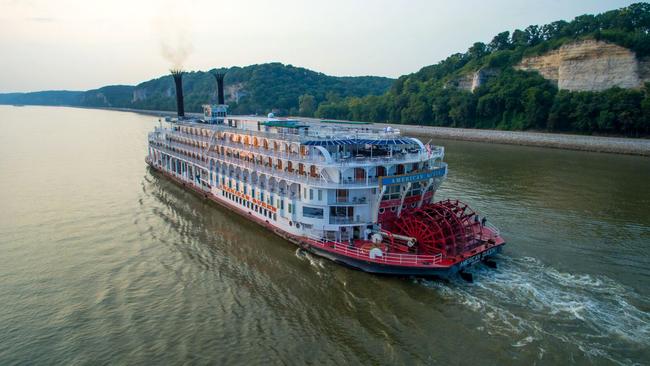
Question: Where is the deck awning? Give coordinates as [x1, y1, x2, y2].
[303, 138, 416, 146]
[355, 138, 415, 145]
[303, 139, 359, 146]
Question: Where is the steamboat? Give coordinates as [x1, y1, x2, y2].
[146, 70, 505, 279]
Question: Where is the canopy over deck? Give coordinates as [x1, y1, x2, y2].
[303, 138, 416, 146]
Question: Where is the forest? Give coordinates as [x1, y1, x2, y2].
[0, 63, 393, 116]
[309, 3, 650, 136]
[1, 3, 649, 136]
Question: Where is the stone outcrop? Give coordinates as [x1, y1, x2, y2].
[80, 92, 110, 106]
[448, 68, 500, 92]
[516, 39, 649, 91]
[131, 88, 148, 102]
[639, 57, 650, 85]
[225, 82, 246, 103]
[471, 68, 500, 90]
[451, 73, 474, 91]
[130, 82, 249, 103]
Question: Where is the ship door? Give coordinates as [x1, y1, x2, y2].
[355, 168, 365, 182]
[353, 226, 361, 239]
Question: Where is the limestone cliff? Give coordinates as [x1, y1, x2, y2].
[448, 68, 500, 92]
[516, 39, 649, 91]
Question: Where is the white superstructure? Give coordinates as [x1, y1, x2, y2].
[147, 107, 447, 243]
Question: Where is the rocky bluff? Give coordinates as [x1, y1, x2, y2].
[516, 39, 650, 91]
[454, 40, 650, 93]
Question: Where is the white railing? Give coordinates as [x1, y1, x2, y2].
[484, 222, 501, 238]
[152, 141, 385, 188]
[179, 119, 403, 142]
[329, 217, 365, 225]
[170, 130, 329, 164]
[165, 129, 441, 168]
[151, 136, 447, 188]
[305, 234, 442, 266]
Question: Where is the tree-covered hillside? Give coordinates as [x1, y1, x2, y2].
[0, 63, 393, 116]
[0, 90, 84, 106]
[313, 3, 650, 136]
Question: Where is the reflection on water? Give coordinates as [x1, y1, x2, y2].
[0, 106, 648, 365]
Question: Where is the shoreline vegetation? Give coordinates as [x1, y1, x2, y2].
[310, 3, 650, 138]
[101, 106, 650, 156]
[2, 5, 649, 140]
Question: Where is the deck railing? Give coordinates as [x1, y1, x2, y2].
[165, 130, 442, 168]
[170, 130, 331, 164]
[150, 136, 446, 188]
[152, 141, 386, 188]
[306, 235, 443, 266]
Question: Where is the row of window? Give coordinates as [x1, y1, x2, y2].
[222, 191, 277, 221]
[158, 152, 326, 223]
[381, 182, 431, 201]
[222, 177, 285, 209]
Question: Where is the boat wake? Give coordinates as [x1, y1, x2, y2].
[420, 256, 650, 364]
[294, 248, 326, 274]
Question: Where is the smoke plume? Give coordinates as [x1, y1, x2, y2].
[153, 2, 194, 69]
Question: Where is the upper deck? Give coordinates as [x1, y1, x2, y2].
[150, 114, 446, 189]
[187, 114, 405, 141]
[161, 114, 443, 164]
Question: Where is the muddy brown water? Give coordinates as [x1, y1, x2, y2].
[1, 106, 648, 365]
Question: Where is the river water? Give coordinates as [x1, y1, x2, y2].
[0, 106, 648, 365]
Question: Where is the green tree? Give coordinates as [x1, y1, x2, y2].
[298, 94, 316, 116]
[488, 31, 512, 51]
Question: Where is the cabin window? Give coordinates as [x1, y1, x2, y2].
[309, 189, 314, 200]
[330, 206, 353, 218]
[288, 204, 293, 213]
[303, 206, 324, 219]
[318, 190, 323, 201]
[336, 189, 349, 203]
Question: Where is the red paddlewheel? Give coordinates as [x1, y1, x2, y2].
[388, 199, 482, 257]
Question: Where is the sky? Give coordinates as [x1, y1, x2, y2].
[0, 0, 640, 92]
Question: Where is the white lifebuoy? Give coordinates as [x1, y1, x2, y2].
[369, 248, 383, 259]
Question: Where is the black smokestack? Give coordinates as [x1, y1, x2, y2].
[213, 72, 225, 105]
[170, 69, 184, 118]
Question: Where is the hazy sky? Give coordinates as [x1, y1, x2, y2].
[0, 0, 639, 92]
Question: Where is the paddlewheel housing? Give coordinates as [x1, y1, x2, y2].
[383, 199, 483, 257]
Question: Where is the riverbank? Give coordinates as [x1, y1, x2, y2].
[91, 107, 650, 156]
[391, 124, 650, 157]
